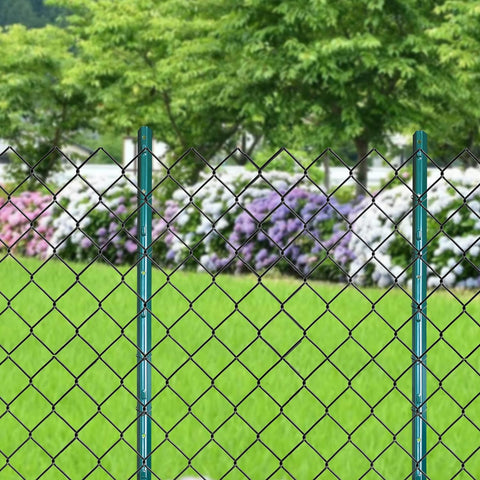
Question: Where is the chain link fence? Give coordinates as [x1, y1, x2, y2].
[1, 128, 480, 480]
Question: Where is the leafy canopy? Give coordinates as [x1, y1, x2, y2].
[0, 24, 95, 181]
[1, 0, 476, 183]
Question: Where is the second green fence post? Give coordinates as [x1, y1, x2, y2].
[412, 130, 428, 480]
[137, 126, 153, 480]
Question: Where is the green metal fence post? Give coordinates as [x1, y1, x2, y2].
[412, 130, 428, 480]
[137, 126, 153, 480]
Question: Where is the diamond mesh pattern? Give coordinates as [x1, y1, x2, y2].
[0, 144, 479, 479]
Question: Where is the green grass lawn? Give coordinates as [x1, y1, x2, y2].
[1, 256, 480, 479]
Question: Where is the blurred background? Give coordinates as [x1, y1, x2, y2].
[0, 0, 479, 188]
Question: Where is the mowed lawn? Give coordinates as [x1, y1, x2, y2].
[1, 256, 480, 480]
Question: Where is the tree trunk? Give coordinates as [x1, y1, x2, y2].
[354, 137, 369, 197]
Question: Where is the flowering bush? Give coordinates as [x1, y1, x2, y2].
[161, 168, 315, 267]
[209, 188, 356, 280]
[1, 166, 479, 290]
[0, 191, 53, 257]
[348, 168, 480, 288]
[0, 179, 143, 264]
[46, 179, 139, 264]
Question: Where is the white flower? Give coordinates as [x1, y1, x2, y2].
[346, 167, 480, 286]
[427, 276, 440, 289]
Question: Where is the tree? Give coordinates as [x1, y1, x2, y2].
[0, 24, 95, 182]
[7, 0, 466, 188]
[46, 0, 281, 185]
[49, 0, 462, 192]
[215, 0, 459, 192]
[426, 0, 480, 162]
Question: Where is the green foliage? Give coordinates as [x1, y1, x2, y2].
[0, 24, 95, 183]
[219, 0, 459, 190]
[70, 131, 123, 163]
[1, 0, 479, 184]
[46, 0, 278, 184]
[45, 0, 460, 186]
[426, 1, 480, 159]
[332, 185, 357, 204]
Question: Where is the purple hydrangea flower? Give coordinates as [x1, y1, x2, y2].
[125, 240, 137, 253]
[207, 187, 355, 280]
[81, 237, 92, 249]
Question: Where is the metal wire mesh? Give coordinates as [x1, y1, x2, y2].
[0, 137, 480, 479]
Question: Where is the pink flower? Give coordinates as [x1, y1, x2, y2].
[0, 191, 54, 257]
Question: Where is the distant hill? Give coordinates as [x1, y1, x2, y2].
[0, 0, 65, 28]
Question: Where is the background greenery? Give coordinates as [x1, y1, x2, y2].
[1, 0, 480, 184]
